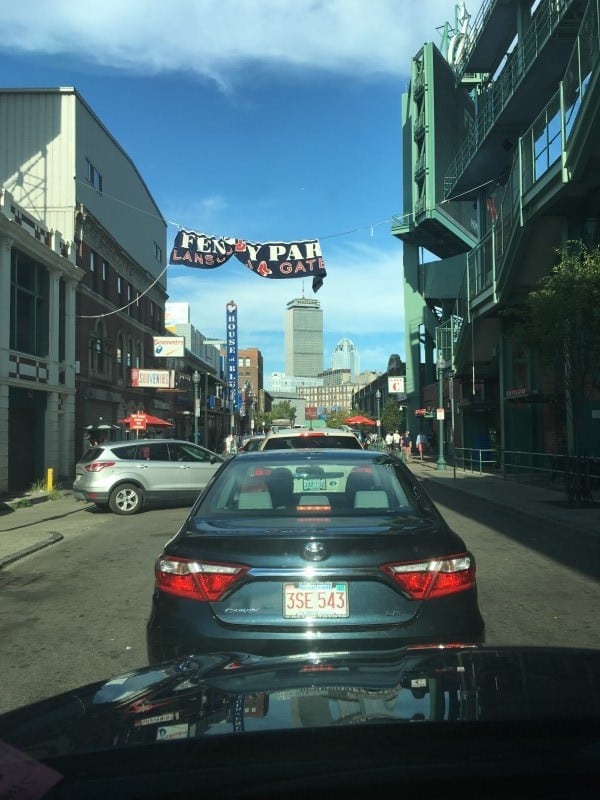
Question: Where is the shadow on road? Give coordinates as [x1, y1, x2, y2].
[420, 477, 600, 583]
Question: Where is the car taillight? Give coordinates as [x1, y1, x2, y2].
[381, 554, 476, 599]
[84, 461, 116, 472]
[155, 557, 248, 601]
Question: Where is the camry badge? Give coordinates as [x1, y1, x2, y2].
[303, 541, 328, 561]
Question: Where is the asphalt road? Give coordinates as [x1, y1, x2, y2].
[1, 489, 599, 715]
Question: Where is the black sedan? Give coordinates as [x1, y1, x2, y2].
[147, 449, 485, 663]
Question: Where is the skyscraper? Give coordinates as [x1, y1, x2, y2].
[331, 337, 360, 378]
[284, 297, 323, 378]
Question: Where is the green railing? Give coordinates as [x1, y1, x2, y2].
[446, 0, 577, 196]
[503, 450, 599, 503]
[450, 447, 599, 503]
[452, 0, 599, 359]
[453, 446, 498, 474]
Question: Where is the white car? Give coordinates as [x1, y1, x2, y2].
[259, 427, 363, 450]
[73, 439, 225, 514]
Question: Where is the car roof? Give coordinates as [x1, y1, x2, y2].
[234, 448, 390, 462]
[265, 427, 359, 438]
[93, 438, 191, 445]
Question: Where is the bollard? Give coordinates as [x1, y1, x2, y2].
[46, 468, 54, 492]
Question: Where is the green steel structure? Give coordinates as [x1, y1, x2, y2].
[392, 0, 600, 460]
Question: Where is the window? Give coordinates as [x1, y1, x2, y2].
[116, 333, 124, 382]
[135, 341, 142, 368]
[85, 158, 103, 193]
[93, 322, 106, 374]
[154, 241, 163, 262]
[10, 248, 49, 356]
[89, 250, 98, 291]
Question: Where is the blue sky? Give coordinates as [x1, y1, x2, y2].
[0, 0, 467, 381]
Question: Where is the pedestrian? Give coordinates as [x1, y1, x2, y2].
[416, 431, 427, 461]
[385, 431, 393, 452]
[401, 430, 412, 462]
[428, 429, 437, 453]
[392, 430, 401, 452]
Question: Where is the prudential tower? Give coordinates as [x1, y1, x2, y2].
[284, 296, 323, 378]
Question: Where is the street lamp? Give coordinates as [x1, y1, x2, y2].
[436, 353, 447, 471]
[375, 389, 381, 442]
[192, 370, 200, 445]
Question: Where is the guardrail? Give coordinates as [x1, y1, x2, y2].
[450, 447, 599, 503]
[453, 447, 498, 474]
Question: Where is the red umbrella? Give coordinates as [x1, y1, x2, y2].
[343, 415, 376, 426]
[120, 412, 174, 430]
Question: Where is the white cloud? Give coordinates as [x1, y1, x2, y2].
[1, 1, 464, 88]
[166, 235, 405, 374]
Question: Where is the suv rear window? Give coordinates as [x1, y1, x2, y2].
[262, 433, 362, 450]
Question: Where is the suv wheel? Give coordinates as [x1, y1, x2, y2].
[109, 482, 143, 515]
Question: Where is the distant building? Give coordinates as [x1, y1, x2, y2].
[331, 337, 360, 378]
[284, 296, 323, 378]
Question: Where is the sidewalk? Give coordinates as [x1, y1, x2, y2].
[407, 457, 599, 540]
[0, 490, 93, 568]
[0, 459, 597, 568]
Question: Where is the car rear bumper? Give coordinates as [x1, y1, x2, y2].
[73, 488, 110, 504]
[146, 592, 485, 664]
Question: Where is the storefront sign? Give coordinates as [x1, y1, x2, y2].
[153, 337, 185, 358]
[130, 369, 174, 388]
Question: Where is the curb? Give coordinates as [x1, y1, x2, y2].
[0, 531, 64, 569]
[3, 493, 50, 512]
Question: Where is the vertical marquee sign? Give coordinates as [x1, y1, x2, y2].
[226, 300, 238, 431]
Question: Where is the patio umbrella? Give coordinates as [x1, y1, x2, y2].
[82, 423, 121, 431]
[120, 413, 174, 429]
[343, 415, 376, 426]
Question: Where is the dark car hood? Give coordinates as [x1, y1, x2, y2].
[1, 645, 599, 761]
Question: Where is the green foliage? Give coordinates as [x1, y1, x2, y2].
[325, 408, 352, 428]
[271, 401, 297, 426]
[510, 241, 600, 454]
[381, 398, 405, 436]
[253, 410, 272, 433]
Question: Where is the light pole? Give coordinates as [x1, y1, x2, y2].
[375, 389, 381, 443]
[192, 370, 200, 445]
[436, 354, 447, 470]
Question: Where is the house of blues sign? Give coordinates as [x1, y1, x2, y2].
[226, 301, 238, 412]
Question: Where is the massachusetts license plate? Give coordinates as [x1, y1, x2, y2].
[283, 582, 348, 618]
[303, 478, 326, 491]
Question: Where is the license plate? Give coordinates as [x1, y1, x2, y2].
[303, 478, 326, 491]
[283, 582, 348, 618]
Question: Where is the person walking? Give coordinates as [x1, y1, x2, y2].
[416, 431, 427, 461]
[392, 430, 401, 453]
[385, 431, 393, 452]
[401, 430, 412, 462]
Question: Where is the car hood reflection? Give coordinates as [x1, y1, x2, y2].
[1, 645, 599, 759]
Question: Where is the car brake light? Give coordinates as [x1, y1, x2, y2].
[84, 461, 116, 472]
[155, 557, 248, 601]
[381, 554, 475, 599]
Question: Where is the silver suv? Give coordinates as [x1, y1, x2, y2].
[73, 439, 225, 515]
[259, 427, 363, 450]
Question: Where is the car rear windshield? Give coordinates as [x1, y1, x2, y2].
[262, 434, 362, 450]
[197, 455, 417, 517]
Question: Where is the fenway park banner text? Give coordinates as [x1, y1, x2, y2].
[169, 230, 327, 292]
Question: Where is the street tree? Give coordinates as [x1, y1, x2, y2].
[381, 398, 404, 437]
[513, 241, 600, 457]
[325, 408, 352, 428]
[271, 401, 297, 427]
